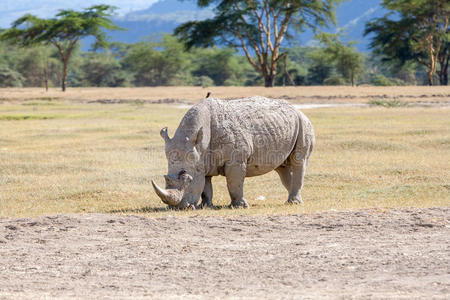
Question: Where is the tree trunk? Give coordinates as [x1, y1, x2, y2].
[264, 74, 275, 87]
[282, 55, 295, 86]
[61, 59, 68, 92]
[438, 55, 449, 85]
[444, 72, 448, 86]
[427, 70, 433, 86]
[44, 61, 49, 92]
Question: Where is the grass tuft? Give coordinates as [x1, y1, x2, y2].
[22, 100, 60, 106]
[368, 98, 408, 107]
[0, 114, 61, 121]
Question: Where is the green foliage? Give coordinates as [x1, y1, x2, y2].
[316, 33, 364, 86]
[363, 52, 423, 85]
[274, 50, 308, 86]
[323, 74, 347, 85]
[175, 0, 342, 87]
[195, 76, 214, 88]
[371, 74, 395, 86]
[80, 52, 131, 87]
[0, 114, 60, 121]
[0, 65, 24, 87]
[365, 0, 449, 85]
[307, 48, 333, 85]
[368, 73, 409, 86]
[122, 35, 189, 86]
[191, 47, 247, 86]
[2, 5, 121, 49]
[368, 99, 408, 107]
[0, 5, 122, 91]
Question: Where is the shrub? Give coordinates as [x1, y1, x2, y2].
[195, 76, 214, 88]
[323, 75, 347, 85]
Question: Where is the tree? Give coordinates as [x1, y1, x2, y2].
[80, 52, 131, 87]
[191, 47, 245, 85]
[0, 66, 24, 87]
[317, 33, 364, 86]
[306, 48, 332, 85]
[122, 35, 190, 86]
[175, 0, 342, 87]
[365, 0, 449, 85]
[0, 5, 122, 91]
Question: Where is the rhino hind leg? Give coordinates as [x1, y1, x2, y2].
[275, 165, 292, 191]
[287, 159, 307, 204]
[276, 163, 304, 204]
[285, 132, 314, 205]
[200, 176, 214, 208]
[225, 163, 249, 208]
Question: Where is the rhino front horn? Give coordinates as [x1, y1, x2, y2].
[151, 180, 182, 206]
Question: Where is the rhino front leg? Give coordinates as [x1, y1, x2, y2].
[200, 176, 213, 208]
[225, 162, 249, 208]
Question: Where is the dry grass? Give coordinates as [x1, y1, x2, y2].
[0, 91, 449, 218]
[1, 86, 449, 103]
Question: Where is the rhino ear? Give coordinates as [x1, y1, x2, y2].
[160, 127, 170, 143]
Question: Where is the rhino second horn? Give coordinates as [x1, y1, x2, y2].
[151, 180, 182, 206]
[160, 127, 170, 142]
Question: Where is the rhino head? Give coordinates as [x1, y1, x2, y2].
[152, 127, 206, 209]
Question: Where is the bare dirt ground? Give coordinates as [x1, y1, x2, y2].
[0, 208, 449, 299]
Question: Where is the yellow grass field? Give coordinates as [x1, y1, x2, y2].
[0, 87, 449, 217]
[1, 86, 450, 103]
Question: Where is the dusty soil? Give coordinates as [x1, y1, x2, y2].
[0, 208, 449, 299]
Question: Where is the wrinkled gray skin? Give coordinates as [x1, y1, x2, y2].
[152, 96, 315, 209]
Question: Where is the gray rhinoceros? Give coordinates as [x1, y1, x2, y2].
[152, 96, 315, 209]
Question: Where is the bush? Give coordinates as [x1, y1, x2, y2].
[223, 78, 241, 86]
[371, 74, 395, 86]
[0, 66, 24, 87]
[323, 75, 346, 85]
[195, 76, 214, 88]
[368, 98, 408, 107]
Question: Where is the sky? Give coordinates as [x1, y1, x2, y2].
[0, 0, 159, 28]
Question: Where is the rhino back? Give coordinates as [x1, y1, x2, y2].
[208, 96, 300, 176]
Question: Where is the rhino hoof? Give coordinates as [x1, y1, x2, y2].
[186, 204, 196, 210]
[286, 196, 303, 205]
[230, 199, 250, 209]
[200, 203, 214, 209]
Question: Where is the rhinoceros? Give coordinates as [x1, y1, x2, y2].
[152, 96, 315, 209]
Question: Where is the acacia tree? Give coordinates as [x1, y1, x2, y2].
[365, 0, 449, 86]
[0, 5, 121, 91]
[317, 33, 364, 86]
[175, 0, 342, 87]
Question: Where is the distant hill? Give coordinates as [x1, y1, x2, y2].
[108, 0, 214, 44]
[89, 0, 386, 51]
